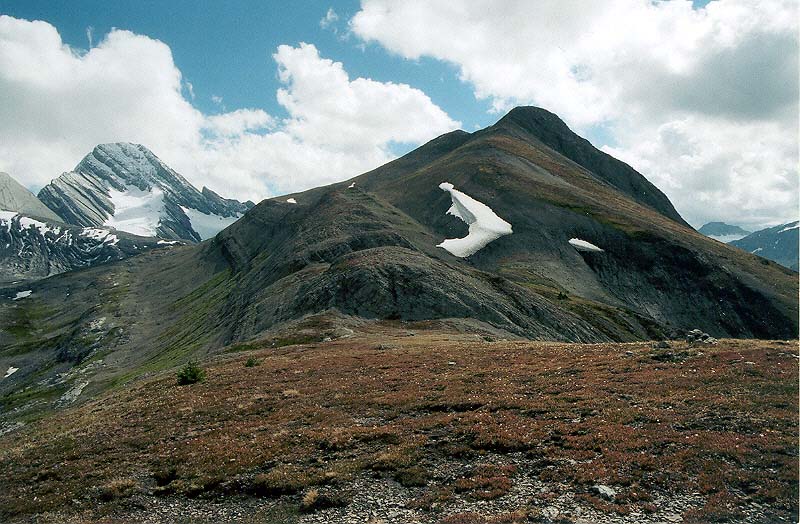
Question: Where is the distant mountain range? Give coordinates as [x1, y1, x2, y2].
[697, 219, 798, 271]
[732, 221, 799, 271]
[0, 144, 252, 282]
[698, 221, 751, 241]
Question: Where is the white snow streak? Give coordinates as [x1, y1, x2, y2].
[13, 290, 32, 300]
[436, 182, 512, 257]
[286, 198, 297, 204]
[4, 366, 19, 378]
[779, 222, 799, 233]
[569, 238, 604, 252]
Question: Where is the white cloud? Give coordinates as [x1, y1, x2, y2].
[351, 0, 799, 228]
[0, 16, 458, 202]
[206, 108, 273, 137]
[320, 7, 339, 29]
[185, 80, 195, 100]
[274, 43, 457, 152]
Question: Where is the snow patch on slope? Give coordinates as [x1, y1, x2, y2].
[3, 366, 18, 379]
[13, 290, 31, 300]
[436, 182, 512, 257]
[104, 186, 164, 237]
[82, 228, 119, 245]
[180, 206, 241, 240]
[18, 216, 62, 236]
[569, 238, 604, 252]
[779, 222, 799, 234]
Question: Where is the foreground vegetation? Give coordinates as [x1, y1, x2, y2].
[0, 332, 796, 523]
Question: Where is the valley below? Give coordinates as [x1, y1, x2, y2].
[1, 327, 796, 524]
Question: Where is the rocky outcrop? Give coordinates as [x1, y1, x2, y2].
[37, 143, 253, 242]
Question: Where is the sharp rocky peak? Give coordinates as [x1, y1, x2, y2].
[37, 142, 253, 242]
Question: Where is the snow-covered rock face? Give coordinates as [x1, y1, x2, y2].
[569, 238, 604, 252]
[436, 182, 513, 257]
[37, 143, 253, 242]
[0, 211, 170, 283]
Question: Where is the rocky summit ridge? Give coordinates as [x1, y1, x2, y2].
[37, 143, 253, 243]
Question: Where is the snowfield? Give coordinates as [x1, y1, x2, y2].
[104, 185, 164, 237]
[4, 366, 18, 379]
[569, 238, 604, 252]
[436, 182, 512, 257]
[180, 206, 241, 241]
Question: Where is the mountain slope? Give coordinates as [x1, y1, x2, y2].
[1, 106, 797, 426]
[348, 106, 796, 338]
[0, 172, 62, 222]
[731, 221, 799, 270]
[37, 143, 253, 242]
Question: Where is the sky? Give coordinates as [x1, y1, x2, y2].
[0, 0, 796, 229]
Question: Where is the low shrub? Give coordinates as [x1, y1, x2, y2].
[177, 362, 206, 385]
[97, 478, 137, 501]
[394, 466, 429, 487]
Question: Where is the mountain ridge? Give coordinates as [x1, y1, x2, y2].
[698, 221, 751, 239]
[1, 106, 796, 429]
[37, 143, 253, 242]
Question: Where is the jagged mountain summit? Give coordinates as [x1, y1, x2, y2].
[0, 171, 62, 222]
[698, 221, 751, 241]
[731, 221, 799, 271]
[37, 143, 253, 242]
[1, 106, 797, 426]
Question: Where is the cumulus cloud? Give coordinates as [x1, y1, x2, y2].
[351, 0, 799, 228]
[0, 16, 459, 201]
